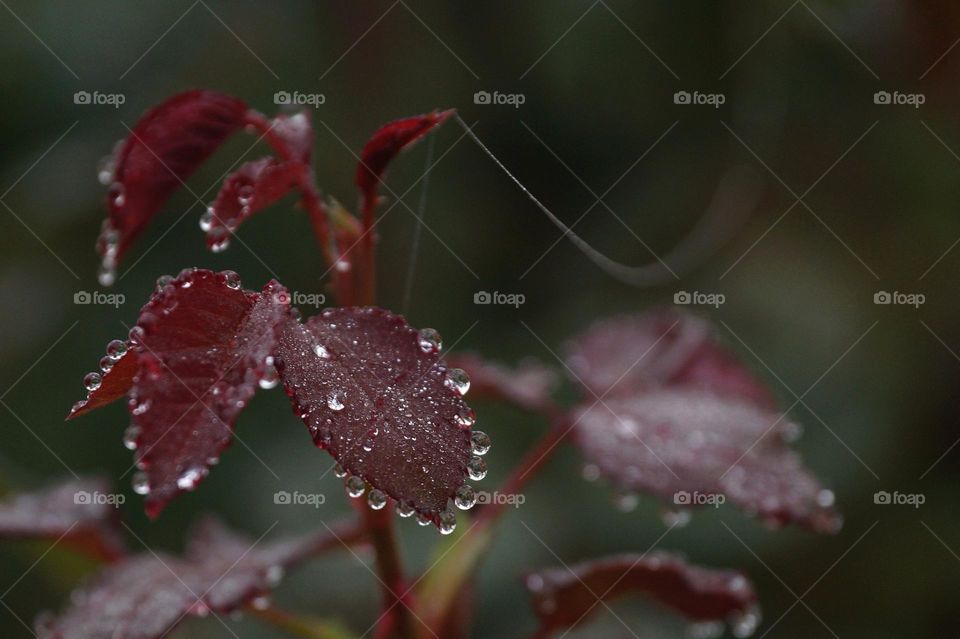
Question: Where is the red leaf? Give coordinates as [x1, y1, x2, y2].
[355, 109, 453, 208]
[67, 346, 138, 420]
[35, 517, 361, 639]
[525, 552, 759, 636]
[126, 269, 289, 517]
[573, 391, 840, 533]
[443, 353, 558, 412]
[0, 477, 126, 561]
[203, 157, 303, 250]
[274, 307, 475, 525]
[565, 309, 775, 408]
[269, 110, 313, 165]
[96, 90, 248, 281]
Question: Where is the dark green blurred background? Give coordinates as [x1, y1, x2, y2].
[2, 1, 959, 637]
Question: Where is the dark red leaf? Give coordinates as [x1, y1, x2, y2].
[0, 477, 126, 561]
[355, 109, 453, 208]
[274, 307, 475, 525]
[203, 157, 303, 250]
[35, 517, 361, 639]
[96, 90, 248, 280]
[67, 347, 138, 420]
[573, 391, 840, 533]
[126, 269, 289, 517]
[269, 110, 313, 165]
[525, 552, 759, 636]
[443, 353, 558, 412]
[565, 309, 775, 408]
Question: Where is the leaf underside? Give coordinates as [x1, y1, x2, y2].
[526, 551, 758, 634]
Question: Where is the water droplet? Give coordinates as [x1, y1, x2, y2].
[97, 155, 115, 185]
[416, 512, 432, 526]
[467, 456, 487, 481]
[417, 328, 442, 353]
[816, 489, 835, 508]
[155, 274, 174, 292]
[259, 365, 279, 389]
[660, 507, 692, 528]
[345, 475, 365, 498]
[780, 421, 803, 443]
[470, 430, 491, 456]
[176, 466, 205, 490]
[444, 368, 470, 395]
[333, 463, 347, 478]
[313, 343, 329, 359]
[438, 510, 457, 535]
[209, 228, 231, 253]
[367, 489, 387, 510]
[99, 356, 115, 372]
[687, 621, 725, 639]
[221, 270, 241, 289]
[108, 183, 126, 208]
[123, 425, 141, 451]
[199, 207, 215, 232]
[396, 501, 415, 518]
[362, 436, 375, 452]
[454, 484, 476, 510]
[614, 493, 639, 512]
[97, 263, 116, 287]
[128, 325, 145, 347]
[83, 372, 102, 391]
[327, 393, 345, 411]
[265, 565, 284, 586]
[131, 399, 151, 415]
[106, 339, 127, 360]
[582, 464, 601, 482]
[730, 605, 761, 638]
[132, 471, 150, 495]
[250, 595, 271, 610]
[454, 407, 476, 428]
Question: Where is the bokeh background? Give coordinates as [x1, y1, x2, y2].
[2, 1, 959, 637]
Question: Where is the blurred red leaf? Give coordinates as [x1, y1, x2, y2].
[274, 307, 473, 524]
[203, 157, 303, 250]
[573, 390, 840, 533]
[125, 269, 289, 518]
[565, 309, 775, 408]
[97, 90, 248, 274]
[35, 516, 361, 639]
[525, 551, 759, 636]
[0, 477, 126, 561]
[355, 109, 453, 209]
[443, 353, 558, 412]
[67, 348, 138, 420]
